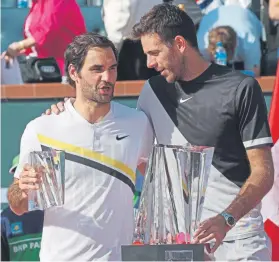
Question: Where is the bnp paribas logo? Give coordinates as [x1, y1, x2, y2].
[11, 222, 23, 235]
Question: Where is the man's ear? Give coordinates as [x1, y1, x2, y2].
[68, 64, 79, 83]
[174, 35, 187, 53]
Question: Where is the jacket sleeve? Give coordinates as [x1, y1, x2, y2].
[29, 0, 68, 46]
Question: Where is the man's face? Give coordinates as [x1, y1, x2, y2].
[75, 47, 117, 104]
[141, 33, 184, 83]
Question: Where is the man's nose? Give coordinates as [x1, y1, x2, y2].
[101, 70, 114, 82]
[147, 56, 157, 69]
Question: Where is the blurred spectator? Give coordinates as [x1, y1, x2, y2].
[207, 26, 237, 65]
[103, 0, 202, 80]
[197, 5, 264, 76]
[1, 155, 44, 261]
[269, 0, 279, 57]
[1, 0, 86, 75]
[269, 0, 279, 20]
[196, 0, 252, 15]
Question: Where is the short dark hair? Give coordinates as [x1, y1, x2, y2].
[64, 32, 118, 87]
[131, 3, 198, 48]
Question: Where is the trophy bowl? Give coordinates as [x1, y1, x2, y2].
[122, 144, 214, 261]
[28, 149, 65, 211]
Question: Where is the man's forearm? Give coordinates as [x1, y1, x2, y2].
[224, 160, 274, 222]
[7, 180, 28, 216]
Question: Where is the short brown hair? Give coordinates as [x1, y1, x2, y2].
[208, 26, 237, 61]
[64, 32, 118, 88]
[131, 3, 198, 48]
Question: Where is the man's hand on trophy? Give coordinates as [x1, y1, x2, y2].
[192, 214, 230, 253]
[19, 164, 43, 194]
[43, 97, 75, 115]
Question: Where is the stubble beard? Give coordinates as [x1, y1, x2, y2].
[81, 78, 114, 105]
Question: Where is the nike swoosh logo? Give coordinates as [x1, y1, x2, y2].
[116, 135, 129, 141]
[180, 97, 192, 103]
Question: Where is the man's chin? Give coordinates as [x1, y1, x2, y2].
[90, 94, 113, 104]
[165, 75, 176, 83]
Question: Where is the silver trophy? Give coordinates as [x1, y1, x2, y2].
[28, 150, 65, 211]
[133, 144, 214, 247]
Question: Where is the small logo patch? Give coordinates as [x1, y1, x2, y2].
[180, 97, 192, 103]
[116, 135, 129, 141]
[11, 222, 23, 235]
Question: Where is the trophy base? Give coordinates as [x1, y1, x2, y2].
[121, 244, 204, 261]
